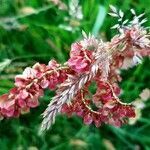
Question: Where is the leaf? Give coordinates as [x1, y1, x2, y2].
[140, 18, 147, 25]
[123, 19, 128, 25]
[108, 13, 118, 17]
[137, 13, 145, 19]
[92, 5, 106, 36]
[109, 5, 117, 13]
[119, 10, 124, 18]
[111, 24, 120, 29]
[130, 9, 136, 15]
[118, 18, 122, 22]
[0, 59, 11, 73]
[82, 30, 88, 38]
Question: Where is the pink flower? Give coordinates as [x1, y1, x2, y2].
[84, 113, 93, 125]
[48, 60, 60, 69]
[40, 78, 49, 89]
[26, 97, 39, 108]
[70, 43, 82, 57]
[61, 79, 136, 128]
[93, 115, 101, 127]
[15, 67, 37, 87]
[2, 10, 150, 129]
[33, 63, 47, 78]
[0, 94, 15, 117]
[1, 107, 15, 117]
[58, 70, 67, 83]
[48, 74, 59, 89]
[18, 89, 29, 99]
[68, 42, 93, 73]
[17, 99, 26, 108]
[68, 56, 90, 73]
[108, 118, 121, 127]
[0, 59, 68, 119]
[61, 104, 73, 117]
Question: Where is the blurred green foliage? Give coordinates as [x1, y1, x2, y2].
[0, 0, 150, 149]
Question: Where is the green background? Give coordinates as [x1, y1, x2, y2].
[0, 0, 150, 149]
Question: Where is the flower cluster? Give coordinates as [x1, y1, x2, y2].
[68, 43, 91, 73]
[0, 6, 149, 131]
[61, 74, 135, 127]
[0, 60, 68, 118]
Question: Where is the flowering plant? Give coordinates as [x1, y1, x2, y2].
[0, 6, 150, 131]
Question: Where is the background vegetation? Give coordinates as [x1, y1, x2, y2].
[0, 0, 150, 149]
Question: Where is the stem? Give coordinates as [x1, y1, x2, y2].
[81, 90, 100, 115]
[7, 65, 69, 99]
[106, 81, 132, 106]
[26, 66, 69, 89]
[12, 5, 54, 21]
[12, 54, 52, 61]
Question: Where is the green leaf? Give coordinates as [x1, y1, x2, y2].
[92, 5, 106, 36]
[0, 59, 11, 73]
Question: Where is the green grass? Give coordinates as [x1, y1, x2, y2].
[0, 0, 150, 149]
